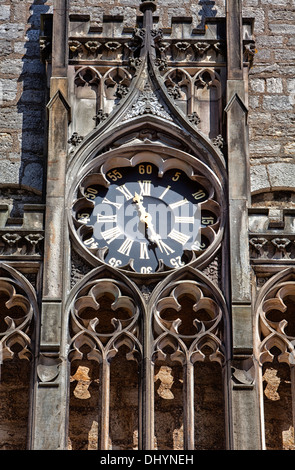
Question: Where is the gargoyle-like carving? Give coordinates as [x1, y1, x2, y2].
[271, 238, 291, 258]
[0, 232, 44, 257]
[250, 237, 268, 258]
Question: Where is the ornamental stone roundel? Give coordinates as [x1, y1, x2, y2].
[68, 146, 225, 277]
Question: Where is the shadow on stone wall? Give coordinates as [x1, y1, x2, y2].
[16, 0, 51, 202]
[198, 0, 217, 26]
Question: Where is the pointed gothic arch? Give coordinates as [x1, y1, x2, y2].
[146, 266, 230, 450]
[254, 268, 295, 450]
[65, 265, 144, 450]
[0, 263, 39, 449]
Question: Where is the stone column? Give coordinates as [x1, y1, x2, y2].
[225, 0, 261, 450]
[30, 0, 70, 450]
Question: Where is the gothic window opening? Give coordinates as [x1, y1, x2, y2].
[262, 354, 294, 450]
[68, 279, 142, 450]
[69, 359, 101, 450]
[0, 277, 35, 450]
[109, 345, 140, 450]
[257, 280, 295, 450]
[154, 361, 184, 450]
[152, 280, 226, 450]
[194, 359, 225, 450]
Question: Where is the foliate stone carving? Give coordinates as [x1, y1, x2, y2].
[93, 109, 109, 126]
[152, 281, 225, 366]
[128, 57, 142, 70]
[122, 84, 172, 122]
[0, 279, 33, 362]
[154, 57, 168, 72]
[115, 83, 129, 99]
[212, 135, 224, 149]
[258, 281, 295, 365]
[188, 112, 201, 126]
[69, 280, 142, 364]
[202, 255, 221, 286]
[68, 132, 84, 147]
[167, 84, 182, 100]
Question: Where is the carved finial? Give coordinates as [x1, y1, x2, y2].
[139, 0, 157, 14]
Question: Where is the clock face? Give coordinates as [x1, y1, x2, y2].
[72, 161, 219, 274]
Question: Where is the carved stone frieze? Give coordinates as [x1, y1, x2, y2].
[0, 231, 44, 258]
[250, 235, 295, 261]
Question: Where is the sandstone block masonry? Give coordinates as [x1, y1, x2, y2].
[0, 0, 53, 197]
[0, 0, 295, 204]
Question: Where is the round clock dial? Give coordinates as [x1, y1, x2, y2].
[73, 161, 219, 274]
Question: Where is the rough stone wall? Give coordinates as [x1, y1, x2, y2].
[0, 0, 53, 196]
[1, 0, 295, 200]
[245, 0, 295, 197]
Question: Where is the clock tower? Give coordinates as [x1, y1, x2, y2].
[28, 0, 258, 450]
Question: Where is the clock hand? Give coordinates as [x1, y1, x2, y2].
[133, 193, 163, 249]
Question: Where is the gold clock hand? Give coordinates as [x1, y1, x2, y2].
[133, 193, 162, 249]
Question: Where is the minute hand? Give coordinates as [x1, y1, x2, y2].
[133, 193, 162, 248]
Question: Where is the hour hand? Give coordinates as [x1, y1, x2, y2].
[133, 193, 161, 247]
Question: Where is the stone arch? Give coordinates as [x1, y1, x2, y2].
[193, 69, 222, 139]
[0, 263, 38, 450]
[65, 265, 144, 450]
[254, 268, 295, 450]
[147, 267, 229, 450]
[71, 66, 102, 137]
[164, 68, 192, 115]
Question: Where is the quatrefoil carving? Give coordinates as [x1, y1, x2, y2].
[69, 280, 141, 364]
[153, 281, 224, 365]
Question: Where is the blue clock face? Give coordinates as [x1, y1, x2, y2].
[74, 162, 217, 274]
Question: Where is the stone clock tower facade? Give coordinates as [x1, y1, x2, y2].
[1, 0, 295, 451]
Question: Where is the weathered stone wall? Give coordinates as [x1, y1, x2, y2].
[0, 0, 53, 196]
[1, 0, 295, 199]
[245, 0, 295, 196]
